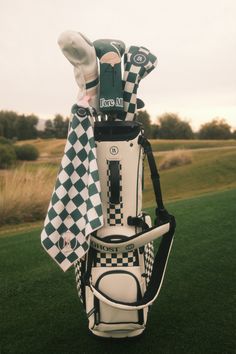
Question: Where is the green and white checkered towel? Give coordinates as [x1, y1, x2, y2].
[41, 104, 103, 272]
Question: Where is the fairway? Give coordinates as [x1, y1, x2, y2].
[0, 189, 235, 354]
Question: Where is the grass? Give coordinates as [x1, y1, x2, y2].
[143, 146, 236, 207]
[0, 144, 235, 225]
[0, 165, 57, 225]
[0, 188, 235, 353]
[150, 139, 236, 152]
[16, 138, 66, 158]
[159, 149, 192, 170]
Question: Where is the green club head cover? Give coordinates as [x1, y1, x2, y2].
[93, 39, 125, 113]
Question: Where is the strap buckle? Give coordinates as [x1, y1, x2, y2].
[138, 135, 152, 153]
[155, 207, 170, 226]
[127, 216, 149, 230]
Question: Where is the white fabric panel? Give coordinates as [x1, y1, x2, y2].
[96, 134, 143, 238]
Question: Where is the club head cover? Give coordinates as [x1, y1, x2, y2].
[122, 46, 157, 121]
[58, 31, 99, 111]
[137, 98, 145, 110]
[93, 39, 125, 114]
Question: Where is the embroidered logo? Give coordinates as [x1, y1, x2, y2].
[110, 146, 119, 155]
[125, 243, 135, 251]
[131, 53, 148, 66]
[58, 231, 77, 254]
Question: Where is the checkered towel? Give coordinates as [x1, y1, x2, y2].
[41, 104, 104, 272]
[122, 46, 157, 121]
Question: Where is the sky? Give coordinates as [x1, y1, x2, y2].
[0, 0, 236, 131]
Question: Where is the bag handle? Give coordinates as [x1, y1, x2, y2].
[90, 221, 170, 253]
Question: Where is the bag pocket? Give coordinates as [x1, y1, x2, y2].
[92, 267, 144, 329]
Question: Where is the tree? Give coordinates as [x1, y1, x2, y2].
[136, 110, 152, 137]
[199, 118, 232, 140]
[14, 115, 29, 140]
[27, 114, 38, 139]
[0, 111, 38, 140]
[51, 114, 69, 138]
[0, 111, 18, 138]
[53, 114, 65, 138]
[158, 113, 194, 139]
[0, 137, 12, 145]
[43, 119, 55, 138]
[150, 124, 160, 139]
[0, 144, 16, 169]
[14, 144, 39, 161]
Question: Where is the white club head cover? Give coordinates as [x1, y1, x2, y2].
[58, 31, 99, 111]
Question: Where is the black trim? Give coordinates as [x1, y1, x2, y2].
[85, 77, 99, 90]
[80, 259, 87, 308]
[94, 121, 142, 141]
[135, 144, 142, 234]
[109, 161, 120, 204]
[101, 235, 128, 242]
[94, 320, 143, 325]
[83, 247, 96, 286]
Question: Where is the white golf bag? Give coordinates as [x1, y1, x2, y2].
[74, 121, 175, 338]
[52, 32, 176, 338]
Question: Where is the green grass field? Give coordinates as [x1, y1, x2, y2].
[1, 189, 235, 354]
[143, 146, 236, 207]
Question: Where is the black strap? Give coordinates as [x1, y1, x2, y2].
[140, 217, 175, 305]
[138, 135, 170, 225]
[89, 136, 176, 309]
[83, 247, 95, 286]
[90, 217, 175, 309]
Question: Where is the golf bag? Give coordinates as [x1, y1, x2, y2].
[42, 33, 176, 339]
[74, 120, 175, 338]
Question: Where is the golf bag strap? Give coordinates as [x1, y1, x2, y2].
[90, 221, 170, 253]
[138, 135, 170, 224]
[89, 216, 175, 310]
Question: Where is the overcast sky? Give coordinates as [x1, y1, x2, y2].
[0, 0, 236, 130]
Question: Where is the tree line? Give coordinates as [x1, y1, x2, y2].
[0, 111, 69, 140]
[0, 110, 235, 140]
[136, 111, 236, 140]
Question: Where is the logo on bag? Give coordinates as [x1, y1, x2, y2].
[110, 146, 119, 155]
[58, 231, 77, 254]
[131, 53, 148, 66]
[100, 98, 123, 108]
[100, 98, 115, 108]
[125, 243, 135, 251]
[91, 240, 118, 253]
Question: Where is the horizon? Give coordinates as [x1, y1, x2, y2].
[2, 107, 235, 133]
